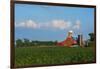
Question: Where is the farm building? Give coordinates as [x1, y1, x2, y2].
[57, 30, 83, 47]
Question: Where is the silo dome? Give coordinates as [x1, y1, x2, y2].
[69, 30, 73, 33]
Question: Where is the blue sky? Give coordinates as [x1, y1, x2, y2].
[15, 4, 94, 41]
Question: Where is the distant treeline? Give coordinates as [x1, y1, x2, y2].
[15, 33, 95, 47]
[15, 39, 57, 47]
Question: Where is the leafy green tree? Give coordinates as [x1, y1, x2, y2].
[23, 38, 30, 47]
[88, 33, 95, 41]
[16, 39, 23, 47]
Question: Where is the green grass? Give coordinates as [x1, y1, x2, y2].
[15, 46, 95, 67]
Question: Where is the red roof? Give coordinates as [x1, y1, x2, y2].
[57, 37, 77, 47]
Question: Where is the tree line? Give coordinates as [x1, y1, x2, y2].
[15, 38, 57, 47]
[15, 33, 95, 47]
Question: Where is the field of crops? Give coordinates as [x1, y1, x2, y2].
[15, 46, 95, 67]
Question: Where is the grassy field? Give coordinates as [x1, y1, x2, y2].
[15, 46, 95, 67]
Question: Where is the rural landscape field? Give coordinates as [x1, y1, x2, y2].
[15, 3, 95, 67]
[15, 41, 95, 67]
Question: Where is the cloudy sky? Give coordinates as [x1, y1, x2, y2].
[15, 4, 94, 41]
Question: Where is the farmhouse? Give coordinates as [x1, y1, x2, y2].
[57, 30, 83, 47]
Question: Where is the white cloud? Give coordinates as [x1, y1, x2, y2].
[15, 20, 39, 29]
[15, 19, 73, 30]
[73, 20, 81, 29]
[26, 20, 39, 28]
[16, 22, 25, 27]
[51, 20, 71, 30]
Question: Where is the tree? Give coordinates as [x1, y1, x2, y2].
[16, 39, 23, 47]
[88, 33, 94, 41]
[23, 38, 30, 47]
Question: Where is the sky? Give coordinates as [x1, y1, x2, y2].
[15, 4, 94, 41]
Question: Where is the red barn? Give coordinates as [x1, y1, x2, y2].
[57, 31, 77, 47]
